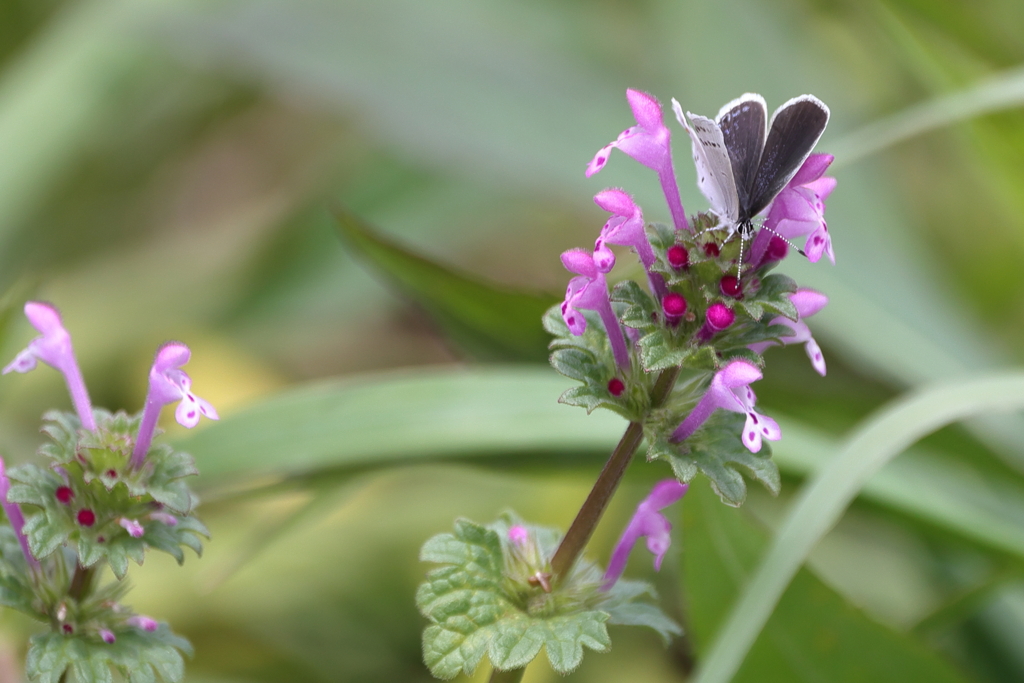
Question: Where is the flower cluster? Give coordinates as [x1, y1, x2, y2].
[0, 302, 216, 683]
[548, 89, 834, 506]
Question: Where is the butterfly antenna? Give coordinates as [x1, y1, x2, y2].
[758, 224, 807, 258]
[736, 234, 746, 279]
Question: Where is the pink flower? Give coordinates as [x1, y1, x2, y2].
[587, 90, 690, 232]
[100, 629, 116, 644]
[670, 360, 781, 453]
[749, 289, 829, 376]
[130, 342, 218, 469]
[762, 154, 836, 264]
[508, 525, 529, 546]
[593, 189, 667, 300]
[118, 517, 144, 538]
[0, 457, 39, 570]
[560, 249, 630, 371]
[3, 302, 96, 431]
[127, 615, 158, 632]
[602, 480, 688, 588]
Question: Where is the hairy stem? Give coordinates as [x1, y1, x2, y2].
[489, 667, 526, 683]
[550, 366, 681, 579]
[68, 562, 95, 602]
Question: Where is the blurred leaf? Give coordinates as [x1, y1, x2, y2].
[692, 371, 1024, 683]
[177, 367, 1024, 565]
[683, 483, 971, 683]
[334, 206, 557, 362]
[830, 63, 1024, 166]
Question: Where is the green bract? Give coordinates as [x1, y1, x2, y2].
[416, 516, 679, 679]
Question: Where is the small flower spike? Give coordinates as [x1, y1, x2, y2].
[560, 249, 631, 371]
[760, 153, 836, 264]
[670, 360, 781, 453]
[0, 457, 39, 570]
[3, 302, 96, 431]
[750, 289, 829, 376]
[130, 342, 218, 469]
[602, 479, 688, 589]
[587, 90, 690, 233]
[594, 189, 668, 300]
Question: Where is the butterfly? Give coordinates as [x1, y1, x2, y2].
[671, 94, 829, 274]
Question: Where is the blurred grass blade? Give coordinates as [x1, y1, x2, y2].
[692, 371, 1024, 683]
[333, 206, 558, 362]
[176, 367, 1024, 564]
[830, 63, 1024, 166]
[684, 483, 970, 683]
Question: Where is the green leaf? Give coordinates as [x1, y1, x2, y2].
[651, 411, 780, 507]
[334, 206, 558, 362]
[417, 519, 612, 677]
[683, 483, 971, 683]
[26, 624, 191, 683]
[693, 371, 1024, 683]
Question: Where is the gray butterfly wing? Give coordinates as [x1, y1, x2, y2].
[748, 95, 830, 217]
[671, 99, 739, 229]
[716, 93, 766, 220]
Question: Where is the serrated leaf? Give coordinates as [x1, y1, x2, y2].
[659, 412, 779, 507]
[638, 331, 692, 371]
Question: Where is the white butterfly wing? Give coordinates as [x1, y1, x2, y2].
[671, 100, 739, 230]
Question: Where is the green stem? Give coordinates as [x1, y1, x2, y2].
[489, 667, 526, 683]
[550, 366, 681, 579]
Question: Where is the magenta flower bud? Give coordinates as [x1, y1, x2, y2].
[719, 276, 742, 299]
[607, 377, 625, 397]
[127, 616, 158, 632]
[696, 303, 735, 343]
[77, 509, 96, 527]
[587, 90, 690, 233]
[666, 245, 689, 270]
[118, 518, 144, 538]
[100, 629, 116, 644]
[662, 293, 687, 327]
[508, 525, 529, 547]
[131, 342, 218, 469]
[3, 302, 96, 431]
[602, 480, 688, 589]
[0, 457, 39, 570]
[670, 360, 781, 453]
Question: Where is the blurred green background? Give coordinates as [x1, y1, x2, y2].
[1, 0, 1024, 681]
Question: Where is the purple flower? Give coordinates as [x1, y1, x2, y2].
[560, 249, 630, 371]
[759, 154, 836, 264]
[695, 303, 735, 344]
[130, 342, 218, 469]
[587, 90, 690, 233]
[593, 189, 668, 300]
[602, 479, 688, 589]
[118, 517, 144, 538]
[150, 512, 178, 527]
[127, 615, 158, 632]
[100, 629, 116, 644]
[0, 457, 39, 570]
[508, 525, 529, 546]
[749, 289, 829, 376]
[3, 302, 96, 431]
[670, 360, 781, 453]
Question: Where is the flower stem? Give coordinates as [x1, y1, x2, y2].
[550, 366, 681, 579]
[68, 562, 95, 601]
[489, 667, 526, 683]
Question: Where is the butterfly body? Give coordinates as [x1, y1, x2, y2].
[671, 93, 830, 271]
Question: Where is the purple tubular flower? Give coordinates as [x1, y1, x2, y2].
[756, 153, 836, 265]
[593, 189, 668, 300]
[670, 360, 781, 453]
[0, 457, 40, 570]
[586, 90, 690, 233]
[750, 289, 829, 376]
[3, 302, 96, 431]
[130, 342, 218, 469]
[602, 479, 688, 589]
[100, 629, 116, 644]
[560, 249, 631, 371]
[127, 615, 158, 632]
